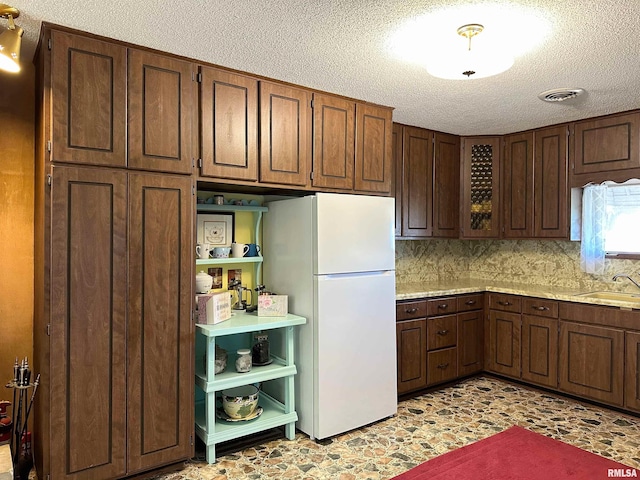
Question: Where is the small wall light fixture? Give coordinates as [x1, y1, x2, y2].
[0, 3, 22, 73]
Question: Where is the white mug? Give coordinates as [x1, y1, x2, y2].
[195, 243, 211, 259]
[231, 242, 249, 258]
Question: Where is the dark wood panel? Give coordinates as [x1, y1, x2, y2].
[457, 310, 484, 376]
[521, 297, 559, 318]
[259, 81, 311, 186]
[312, 93, 355, 190]
[51, 30, 126, 166]
[200, 67, 258, 181]
[396, 319, 427, 394]
[427, 315, 457, 350]
[503, 132, 533, 238]
[522, 315, 558, 388]
[432, 132, 460, 237]
[396, 300, 428, 321]
[625, 331, 640, 412]
[488, 310, 521, 378]
[401, 127, 432, 237]
[127, 173, 193, 472]
[354, 103, 392, 193]
[456, 294, 484, 312]
[558, 321, 624, 406]
[50, 166, 127, 480]
[427, 297, 456, 316]
[559, 302, 640, 330]
[534, 125, 568, 238]
[392, 123, 403, 236]
[488, 293, 522, 313]
[128, 49, 195, 174]
[427, 347, 458, 385]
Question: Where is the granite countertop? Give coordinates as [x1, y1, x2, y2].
[396, 279, 640, 310]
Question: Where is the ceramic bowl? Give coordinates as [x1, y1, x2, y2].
[221, 385, 259, 419]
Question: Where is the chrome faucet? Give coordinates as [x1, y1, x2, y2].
[612, 274, 640, 291]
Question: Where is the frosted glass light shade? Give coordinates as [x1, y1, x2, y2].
[0, 25, 22, 73]
[427, 46, 514, 80]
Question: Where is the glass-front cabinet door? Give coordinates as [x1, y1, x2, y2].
[461, 137, 501, 238]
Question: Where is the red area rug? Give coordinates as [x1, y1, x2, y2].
[393, 426, 638, 479]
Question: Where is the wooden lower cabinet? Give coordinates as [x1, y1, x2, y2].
[396, 319, 427, 394]
[558, 321, 624, 406]
[521, 315, 558, 388]
[427, 348, 458, 385]
[488, 310, 521, 378]
[625, 332, 640, 412]
[458, 310, 484, 376]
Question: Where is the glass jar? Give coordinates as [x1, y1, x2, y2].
[235, 349, 252, 373]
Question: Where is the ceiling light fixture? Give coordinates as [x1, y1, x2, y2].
[0, 3, 23, 73]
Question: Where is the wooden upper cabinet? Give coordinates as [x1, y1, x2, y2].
[259, 81, 311, 186]
[199, 67, 258, 181]
[127, 172, 193, 472]
[49, 166, 127, 480]
[392, 123, 403, 236]
[571, 111, 640, 185]
[312, 93, 355, 190]
[128, 49, 195, 174]
[534, 125, 568, 238]
[50, 30, 126, 167]
[354, 103, 393, 193]
[401, 126, 433, 237]
[461, 137, 501, 238]
[503, 132, 533, 238]
[433, 132, 460, 237]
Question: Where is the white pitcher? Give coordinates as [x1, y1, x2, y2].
[231, 242, 249, 258]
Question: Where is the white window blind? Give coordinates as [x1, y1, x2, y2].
[604, 183, 640, 254]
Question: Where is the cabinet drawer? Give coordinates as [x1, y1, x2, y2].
[522, 298, 558, 318]
[489, 293, 521, 313]
[427, 297, 456, 316]
[427, 348, 458, 385]
[427, 315, 457, 350]
[396, 300, 428, 320]
[457, 294, 484, 312]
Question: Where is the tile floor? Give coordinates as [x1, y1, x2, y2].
[155, 376, 640, 480]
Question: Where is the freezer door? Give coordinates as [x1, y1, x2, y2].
[315, 193, 395, 274]
[314, 270, 397, 439]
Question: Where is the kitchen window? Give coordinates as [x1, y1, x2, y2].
[604, 183, 640, 257]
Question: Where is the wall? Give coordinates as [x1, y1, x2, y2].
[0, 65, 35, 392]
[397, 238, 640, 292]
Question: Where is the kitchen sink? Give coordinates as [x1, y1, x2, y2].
[577, 291, 640, 303]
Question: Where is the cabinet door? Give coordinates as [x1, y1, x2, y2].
[49, 166, 127, 480]
[461, 137, 501, 238]
[259, 81, 311, 186]
[458, 310, 484, 376]
[354, 103, 392, 193]
[50, 30, 126, 167]
[312, 93, 355, 190]
[392, 123, 403, 236]
[534, 125, 568, 238]
[572, 112, 640, 177]
[625, 331, 640, 412]
[401, 126, 433, 237]
[427, 315, 457, 350]
[128, 49, 195, 174]
[488, 310, 521, 378]
[503, 132, 533, 238]
[558, 321, 624, 406]
[200, 67, 258, 181]
[396, 319, 427, 394]
[433, 132, 460, 238]
[127, 173, 194, 472]
[427, 347, 458, 385]
[521, 315, 558, 388]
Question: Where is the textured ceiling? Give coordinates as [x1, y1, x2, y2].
[7, 0, 640, 135]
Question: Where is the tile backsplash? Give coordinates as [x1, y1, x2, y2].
[396, 239, 640, 292]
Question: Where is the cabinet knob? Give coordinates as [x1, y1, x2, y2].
[405, 307, 418, 314]
[532, 306, 549, 311]
[438, 304, 448, 309]
[498, 301, 512, 306]
[465, 300, 476, 305]
[437, 330, 449, 336]
[437, 363, 449, 369]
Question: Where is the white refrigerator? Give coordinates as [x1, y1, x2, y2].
[264, 192, 397, 440]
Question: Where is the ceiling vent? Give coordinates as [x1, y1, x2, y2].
[538, 88, 585, 102]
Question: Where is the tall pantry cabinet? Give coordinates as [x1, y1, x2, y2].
[34, 25, 194, 480]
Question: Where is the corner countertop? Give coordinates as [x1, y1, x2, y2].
[396, 279, 640, 310]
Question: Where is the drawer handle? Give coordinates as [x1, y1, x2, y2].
[438, 303, 449, 309]
[532, 306, 549, 311]
[465, 300, 476, 305]
[437, 363, 449, 369]
[498, 301, 512, 306]
[405, 307, 418, 314]
[437, 330, 449, 336]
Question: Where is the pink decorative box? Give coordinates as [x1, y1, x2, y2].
[196, 292, 231, 324]
[258, 295, 288, 317]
